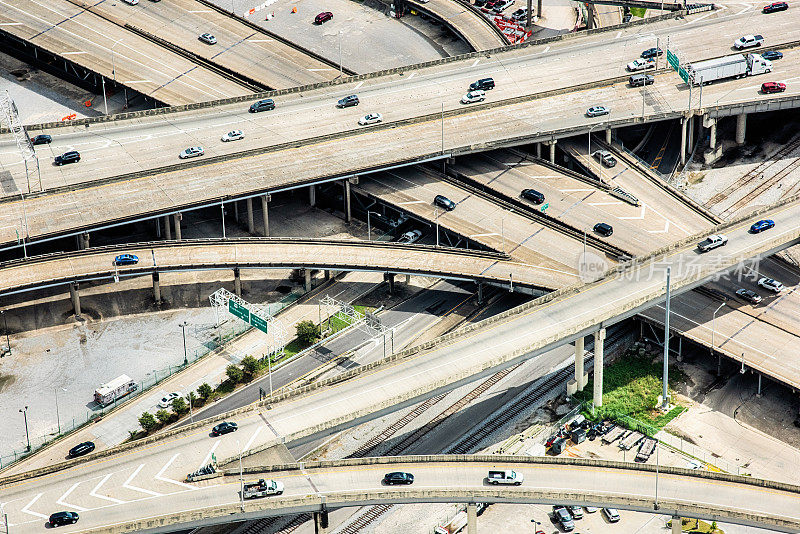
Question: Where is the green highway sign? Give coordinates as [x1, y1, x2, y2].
[667, 50, 679, 71]
[228, 300, 250, 322]
[250, 314, 269, 334]
[540, 202, 549, 213]
[678, 67, 690, 84]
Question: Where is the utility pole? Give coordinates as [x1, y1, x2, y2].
[661, 267, 671, 410]
[19, 406, 30, 452]
[221, 201, 226, 239]
[1, 310, 10, 356]
[180, 321, 188, 366]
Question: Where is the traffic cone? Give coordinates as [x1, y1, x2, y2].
[291, 6, 297, 12]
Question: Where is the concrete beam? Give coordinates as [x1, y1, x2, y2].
[69, 282, 81, 318]
[246, 198, 255, 235]
[736, 113, 747, 145]
[593, 328, 606, 408]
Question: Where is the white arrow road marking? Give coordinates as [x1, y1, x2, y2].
[123, 464, 162, 497]
[56, 482, 88, 512]
[198, 441, 221, 470]
[648, 220, 671, 234]
[618, 205, 647, 220]
[241, 426, 264, 454]
[155, 454, 197, 490]
[89, 473, 125, 504]
[21, 493, 48, 519]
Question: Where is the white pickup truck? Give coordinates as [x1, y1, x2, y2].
[697, 234, 728, 252]
[734, 34, 764, 49]
[487, 469, 524, 485]
[242, 479, 284, 499]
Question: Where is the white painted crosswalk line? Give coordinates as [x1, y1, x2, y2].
[241, 425, 263, 453]
[123, 464, 162, 497]
[56, 482, 88, 512]
[89, 473, 125, 504]
[155, 454, 197, 490]
[198, 441, 221, 470]
[20, 493, 48, 519]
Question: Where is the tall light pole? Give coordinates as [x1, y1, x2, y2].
[19, 405, 30, 452]
[55, 387, 66, 434]
[434, 207, 440, 247]
[661, 266, 671, 410]
[180, 321, 188, 366]
[338, 30, 343, 77]
[237, 439, 245, 512]
[111, 38, 123, 83]
[367, 210, 381, 241]
[1, 310, 10, 356]
[220, 201, 226, 239]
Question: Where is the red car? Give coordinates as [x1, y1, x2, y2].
[761, 82, 786, 93]
[762, 1, 788, 12]
[314, 11, 333, 24]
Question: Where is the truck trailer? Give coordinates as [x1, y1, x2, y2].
[686, 53, 772, 85]
[94, 374, 138, 407]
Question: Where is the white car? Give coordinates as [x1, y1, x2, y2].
[221, 130, 244, 142]
[199, 33, 217, 45]
[158, 392, 181, 409]
[358, 113, 383, 126]
[397, 229, 422, 244]
[586, 105, 610, 117]
[121, 0, 139, 5]
[179, 146, 204, 159]
[758, 277, 784, 292]
[461, 90, 485, 104]
[626, 58, 655, 71]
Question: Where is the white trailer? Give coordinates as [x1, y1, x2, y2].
[94, 374, 137, 407]
[687, 54, 772, 85]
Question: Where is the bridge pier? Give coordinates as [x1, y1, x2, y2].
[262, 194, 271, 237]
[152, 272, 161, 303]
[687, 116, 695, 149]
[384, 272, 396, 295]
[234, 267, 242, 297]
[344, 179, 352, 223]
[314, 509, 329, 534]
[536, 142, 542, 159]
[586, 3, 596, 29]
[324, 269, 331, 281]
[593, 328, 606, 409]
[79, 231, 90, 250]
[736, 113, 747, 145]
[70, 282, 81, 318]
[706, 116, 717, 149]
[680, 117, 687, 165]
[246, 198, 255, 234]
[476, 281, 484, 304]
[304, 269, 312, 292]
[164, 215, 172, 240]
[173, 213, 182, 241]
[468, 502, 478, 534]
[548, 139, 557, 164]
[309, 184, 316, 207]
[757, 373, 762, 397]
[672, 517, 682, 534]
[605, 127, 612, 144]
[568, 336, 588, 396]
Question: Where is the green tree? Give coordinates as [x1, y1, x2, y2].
[226, 363, 244, 384]
[186, 391, 197, 407]
[296, 320, 320, 346]
[241, 355, 261, 378]
[155, 409, 172, 425]
[197, 382, 213, 400]
[138, 411, 158, 432]
[172, 397, 188, 414]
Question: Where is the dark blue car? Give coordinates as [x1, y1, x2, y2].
[750, 219, 775, 233]
[762, 50, 783, 60]
[114, 254, 139, 266]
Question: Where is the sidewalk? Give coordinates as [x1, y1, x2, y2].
[0, 271, 384, 476]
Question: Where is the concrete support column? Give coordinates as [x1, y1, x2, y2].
[304, 269, 312, 292]
[164, 215, 172, 240]
[234, 267, 242, 297]
[687, 116, 695, 148]
[173, 213, 182, 241]
[261, 194, 271, 237]
[476, 282, 484, 305]
[234, 200, 240, 224]
[155, 217, 162, 239]
[245, 198, 255, 234]
[586, 3, 595, 28]
[672, 517, 682, 534]
[324, 269, 331, 281]
[314, 511, 328, 534]
[536, 142, 542, 159]
[680, 117, 687, 165]
[605, 127, 612, 144]
[575, 336, 586, 391]
[736, 113, 747, 145]
[384, 273, 395, 295]
[593, 328, 606, 408]
[757, 373, 762, 397]
[549, 139, 557, 164]
[344, 179, 352, 224]
[708, 117, 717, 150]
[467, 503, 478, 534]
[152, 272, 161, 303]
[405, 274, 411, 284]
[81, 232, 90, 250]
[309, 184, 316, 207]
[69, 282, 81, 318]
[677, 337, 683, 362]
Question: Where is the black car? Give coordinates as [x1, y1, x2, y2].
[761, 50, 783, 60]
[54, 150, 80, 165]
[383, 471, 414, 485]
[336, 94, 359, 108]
[249, 98, 275, 113]
[622, 12, 632, 22]
[762, 1, 788, 12]
[629, 74, 654, 87]
[31, 134, 52, 145]
[211, 421, 238, 436]
[469, 77, 495, 91]
[68, 441, 95, 458]
[594, 222, 613, 237]
[473, 0, 488, 6]
[521, 188, 545, 204]
[433, 194, 456, 211]
[49, 511, 79, 527]
[640, 47, 663, 59]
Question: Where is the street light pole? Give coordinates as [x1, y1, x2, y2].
[367, 211, 380, 241]
[111, 39, 123, 84]
[661, 266, 671, 410]
[1, 310, 10, 356]
[180, 321, 188, 366]
[19, 406, 30, 452]
[55, 388, 61, 434]
[434, 207, 440, 247]
[221, 201, 226, 239]
[338, 31, 343, 77]
[237, 440, 245, 512]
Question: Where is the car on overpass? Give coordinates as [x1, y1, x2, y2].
[113, 254, 139, 266]
[735, 34, 764, 49]
[758, 277, 784, 292]
[469, 78, 495, 91]
[122, 0, 138, 4]
[54, 150, 80, 166]
[593, 222, 613, 237]
[315, 11, 333, 24]
[640, 47, 663, 59]
[761, 82, 786, 93]
[750, 219, 775, 232]
[397, 229, 423, 243]
[31, 134, 52, 145]
[736, 288, 762, 304]
[198, 33, 217, 45]
[211, 421, 238, 436]
[629, 74, 654, 87]
[586, 105, 610, 117]
[222, 130, 245, 142]
[762, 1, 788, 12]
[383, 471, 414, 485]
[762, 50, 783, 60]
[337, 94, 359, 108]
[249, 99, 275, 113]
[434, 194, 457, 211]
[49, 511, 79, 527]
[626, 58, 655, 72]
[67, 441, 95, 458]
[521, 188, 545, 204]
[592, 150, 617, 167]
[461, 90, 486, 104]
[179, 146, 205, 159]
[358, 113, 383, 126]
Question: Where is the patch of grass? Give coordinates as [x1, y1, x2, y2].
[323, 305, 374, 335]
[668, 518, 723, 534]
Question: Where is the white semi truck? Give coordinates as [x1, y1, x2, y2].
[686, 53, 772, 85]
[94, 374, 138, 407]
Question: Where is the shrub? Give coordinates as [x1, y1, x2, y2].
[197, 382, 213, 400]
[172, 397, 188, 414]
[138, 411, 158, 432]
[155, 409, 172, 425]
[296, 320, 320, 346]
[226, 364, 244, 384]
[241, 355, 261, 378]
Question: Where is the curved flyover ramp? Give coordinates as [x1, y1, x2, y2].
[0, 238, 572, 296]
[404, 0, 509, 50]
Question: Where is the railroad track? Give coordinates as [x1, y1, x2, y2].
[337, 505, 395, 534]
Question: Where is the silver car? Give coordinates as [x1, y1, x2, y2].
[221, 130, 244, 142]
[757, 277, 784, 292]
[358, 113, 382, 126]
[179, 146, 204, 159]
[199, 33, 217, 45]
[586, 105, 610, 117]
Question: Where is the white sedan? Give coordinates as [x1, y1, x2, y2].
[460, 90, 485, 104]
[157, 392, 181, 409]
[358, 113, 383, 126]
[626, 58, 655, 71]
[758, 277, 784, 292]
[179, 146, 204, 159]
[586, 105, 610, 117]
[221, 130, 244, 142]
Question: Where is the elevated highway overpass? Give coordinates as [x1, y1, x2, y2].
[2, 194, 800, 533]
[2, 455, 799, 533]
[403, 0, 509, 50]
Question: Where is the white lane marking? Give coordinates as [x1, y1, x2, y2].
[155, 453, 197, 490]
[198, 441, 221, 469]
[543, 46, 550, 52]
[20, 493, 48, 519]
[354, 81, 364, 90]
[56, 482, 88, 512]
[89, 473, 125, 504]
[0, 22, 23, 25]
[397, 200, 427, 205]
[61, 51, 86, 55]
[188, 9, 213, 11]
[588, 201, 623, 206]
[241, 425, 264, 453]
[122, 80, 152, 84]
[615, 31, 622, 38]
[407, 72, 416, 79]
[308, 68, 334, 71]
[471, 59, 480, 66]
[618, 205, 647, 220]
[735, 5, 751, 13]
[123, 464, 162, 496]
[562, 188, 595, 193]
[647, 220, 671, 234]
[248, 39, 273, 42]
